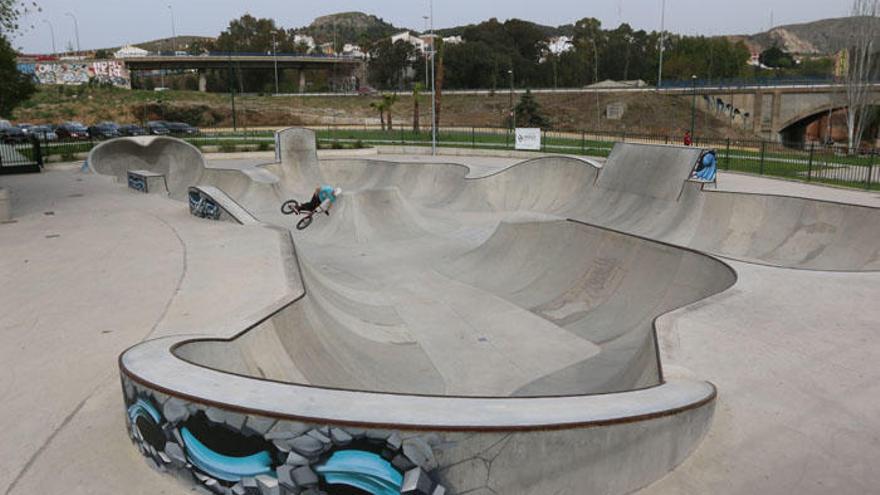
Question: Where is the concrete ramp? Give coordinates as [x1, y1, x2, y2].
[88, 136, 205, 201]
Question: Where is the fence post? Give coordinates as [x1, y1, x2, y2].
[807, 143, 814, 182]
[472, 127, 475, 148]
[622, 130, 627, 143]
[867, 152, 875, 190]
[724, 138, 731, 171]
[759, 141, 766, 175]
[581, 130, 585, 154]
[34, 138, 43, 168]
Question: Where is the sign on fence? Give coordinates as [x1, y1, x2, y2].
[515, 128, 542, 151]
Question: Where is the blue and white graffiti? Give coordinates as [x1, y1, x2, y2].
[188, 190, 223, 221]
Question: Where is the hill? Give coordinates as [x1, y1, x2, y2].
[295, 12, 402, 44]
[736, 16, 880, 55]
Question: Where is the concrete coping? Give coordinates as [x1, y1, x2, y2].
[121, 330, 715, 432]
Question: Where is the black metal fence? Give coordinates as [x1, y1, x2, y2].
[34, 125, 880, 191]
[0, 138, 42, 175]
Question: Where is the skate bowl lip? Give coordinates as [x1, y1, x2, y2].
[118, 216, 729, 432]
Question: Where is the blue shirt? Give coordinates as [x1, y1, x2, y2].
[318, 185, 337, 203]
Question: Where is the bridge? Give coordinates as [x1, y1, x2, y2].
[121, 53, 366, 92]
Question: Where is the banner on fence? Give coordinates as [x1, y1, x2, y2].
[515, 128, 541, 151]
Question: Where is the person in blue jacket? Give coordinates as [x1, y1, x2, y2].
[692, 150, 717, 181]
[294, 185, 342, 216]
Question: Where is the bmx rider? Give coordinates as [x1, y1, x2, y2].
[295, 185, 342, 216]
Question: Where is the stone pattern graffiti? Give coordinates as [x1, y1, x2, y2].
[189, 189, 223, 221]
[30, 61, 131, 87]
[121, 375, 448, 495]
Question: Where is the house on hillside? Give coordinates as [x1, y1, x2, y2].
[548, 36, 573, 55]
[114, 45, 149, 58]
[294, 34, 316, 53]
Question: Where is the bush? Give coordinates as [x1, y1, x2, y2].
[219, 142, 237, 153]
[257, 141, 269, 151]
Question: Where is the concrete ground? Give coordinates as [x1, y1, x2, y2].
[1, 155, 879, 494]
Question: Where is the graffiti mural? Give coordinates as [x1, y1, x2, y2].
[30, 61, 131, 88]
[122, 375, 448, 495]
[188, 189, 224, 221]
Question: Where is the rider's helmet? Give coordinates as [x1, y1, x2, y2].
[702, 151, 716, 167]
[334, 187, 342, 196]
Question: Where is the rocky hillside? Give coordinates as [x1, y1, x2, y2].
[296, 12, 401, 44]
[737, 16, 880, 55]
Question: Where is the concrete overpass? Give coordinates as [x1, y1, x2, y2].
[122, 54, 366, 92]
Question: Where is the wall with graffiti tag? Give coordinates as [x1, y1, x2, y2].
[28, 60, 131, 88]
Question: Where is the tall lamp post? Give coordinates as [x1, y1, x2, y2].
[590, 38, 600, 129]
[167, 5, 176, 53]
[429, 0, 436, 156]
[64, 12, 80, 53]
[272, 32, 279, 94]
[690, 75, 698, 140]
[42, 19, 56, 55]
[508, 68, 515, 131]
[423, 15, 429, 87]
[657, 0, 666, 89]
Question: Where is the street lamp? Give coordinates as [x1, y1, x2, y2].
[65, 12, 80, 53]
[690, 74, 698, 140]
[167, 5, 176, 53]
[508, 68, 515, 131]
[273, 32, 279, 94]
[590, 38, 600, 129]
[429, 0, 436, 156]
[657, 0, 667, 89]
[423, 15, 429, 87]
[42, 19, 56, 55]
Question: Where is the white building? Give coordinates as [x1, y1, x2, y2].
[442, 35, 463, 45]
[547, 36, 573, 55]
[114, 45, 149, 58]
[293, 34, 316, 52]
[342, 43, 365, 58]
[391, 31, 428, 53]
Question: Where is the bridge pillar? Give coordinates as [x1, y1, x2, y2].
[299, 70, 307, 93]
[198, 70, 207, 92]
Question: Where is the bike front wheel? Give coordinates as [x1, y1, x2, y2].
[296, 215, 313, 231]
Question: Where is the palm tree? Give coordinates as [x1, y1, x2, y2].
[382, 93, 399, 131]
[412, 83, 424, 133]
[370, 99, 386, 131]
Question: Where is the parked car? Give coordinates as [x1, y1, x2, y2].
[16, 123, 34, 134]
[146, 121, 170, 135]
[29, 125, 58, 141]
[0, 125, 27, 144]
[117, 124, 146, 136]
[88, 122, 121, 139]
[163, 122, 199, 136]
[56, 122, 90, 140]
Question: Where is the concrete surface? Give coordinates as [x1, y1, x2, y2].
[3, 136, 880, 494]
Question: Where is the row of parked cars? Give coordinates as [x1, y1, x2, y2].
[0, 120, 201, 144]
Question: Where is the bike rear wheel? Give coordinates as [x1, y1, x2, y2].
[281, 200, 299, 215]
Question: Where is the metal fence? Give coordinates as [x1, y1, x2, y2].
[35, 125, 880, 191]
[0, 138, 42, 175]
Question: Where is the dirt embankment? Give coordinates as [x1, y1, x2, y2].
[13, 87, 757, 140]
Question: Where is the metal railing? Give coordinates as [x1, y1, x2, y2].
[35, 125, 880, 191]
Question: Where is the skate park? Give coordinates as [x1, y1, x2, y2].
[2, 128, 880, 495]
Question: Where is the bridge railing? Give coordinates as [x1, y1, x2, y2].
[658, 76, 850, 90]
[147, 50, 363, 60]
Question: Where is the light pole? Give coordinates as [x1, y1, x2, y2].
[690, 74, 698, 140]
[657, 0, 667, 89]
[167, 5, 176, 53]
[590, 38, 600, 129]
[508, 68, 515, 131]
[273, 32, 279, 94]
[423, 15, 429, 87]
[429, 0, 436, 156]
[42, 19, 56, 55]
[65, 12, 80, 53]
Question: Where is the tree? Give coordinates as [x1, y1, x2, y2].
[382, 93, 398, 130]
[370, 99, 386, 130]
[0, 1, 36, 117]
[0, 0, 38, 36]
[93, 48, 110, 59]
[759, 46, 795, 69]
[844, 0, 880, 149]
[513, 89, 550, 128]
[368, 39, 416, 89]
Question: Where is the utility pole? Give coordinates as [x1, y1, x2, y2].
[423, 15, 429, 87]
[42, 19, 56, 55]
[508, 68, 515, 131]
[167, 5, 176, 53]
[657, 0, 666, 89]
[228, 56, 237, 131]
[273, 32, 279, 94]
[690, 75, 698, 139]
[65, 12, 80, 53]
[430, 0, 436, 156]
[591, 39, 600, 129]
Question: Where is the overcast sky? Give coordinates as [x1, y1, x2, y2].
[14, 0, 849, 53]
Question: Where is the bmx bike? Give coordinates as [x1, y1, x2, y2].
[280, 199, 326, 231]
